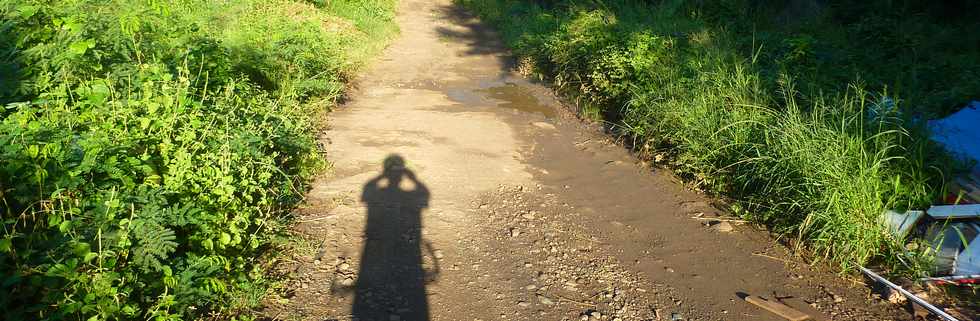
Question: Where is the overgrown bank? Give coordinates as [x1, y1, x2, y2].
[456, 0, 975, 275]
[0, 0, 396, 319]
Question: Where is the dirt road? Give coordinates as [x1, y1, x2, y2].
[262, 1, 910, 320]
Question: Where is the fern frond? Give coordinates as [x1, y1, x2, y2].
[131, 221, 178, 273]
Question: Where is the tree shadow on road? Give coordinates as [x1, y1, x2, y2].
[433, 4, 516, 73]
[349, 154, 437, 321]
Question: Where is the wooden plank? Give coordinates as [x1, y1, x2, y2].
[744, 296, 811, 321]
[780, 297, 829, 321]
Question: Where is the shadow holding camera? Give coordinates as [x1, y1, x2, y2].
[347, 154, 436, 321]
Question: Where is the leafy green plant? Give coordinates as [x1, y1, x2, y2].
[0, 0, 396, 319]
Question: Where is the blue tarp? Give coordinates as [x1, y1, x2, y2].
[929, 101, 980, 173]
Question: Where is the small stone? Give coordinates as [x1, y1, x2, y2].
[510, 228, 521, 237]
[537, 294, 555, 305]
[590, 311, 602, 319]
[517, 301, 531, 308]
[886, 289, 906, 304]
[338, 262, 351, 271]
[340, 277, 355, 287]
[532, 122, 556, 130]
[433, 250, 445, 259]
[712, 221, 734, 233]
[670, 312, 684, 320]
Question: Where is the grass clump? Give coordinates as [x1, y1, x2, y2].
[457, 0, 963, 274]
[0, 0, 396, 319]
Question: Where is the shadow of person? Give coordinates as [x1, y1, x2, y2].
[352, 154, 434, 321]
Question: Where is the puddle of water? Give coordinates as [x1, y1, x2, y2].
[480, 83, 556, 118]
[443, 80, 557, 118]
[445, 87, 485, 106]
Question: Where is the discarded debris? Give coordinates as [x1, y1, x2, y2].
[926, 204, 980, 219]
[859, 267, 960, 321]
[881, 209, 925, 239]
[881, 204, 980, 278]
[923, 219, 980, 277]
[742, 295, 810, 321]
[919, 274, 980, 285]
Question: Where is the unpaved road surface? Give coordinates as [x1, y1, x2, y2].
[262, 1, 912, 320]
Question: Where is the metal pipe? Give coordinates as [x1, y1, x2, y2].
[859, 267, 959, 321]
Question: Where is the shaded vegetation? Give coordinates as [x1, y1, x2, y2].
[457, 0, 974, 275]
[0, 0, 396, 319]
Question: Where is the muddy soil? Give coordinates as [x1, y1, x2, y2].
[261, 1, 915, 320]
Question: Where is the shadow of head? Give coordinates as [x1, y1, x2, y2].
[383, 153, 406, 173]
[381, 154, 412, 190]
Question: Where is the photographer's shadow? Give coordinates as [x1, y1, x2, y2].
[347, 154, 437, 321]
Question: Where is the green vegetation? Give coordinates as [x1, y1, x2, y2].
[457, 0, 976, 274]
[0, 0, 396, 319]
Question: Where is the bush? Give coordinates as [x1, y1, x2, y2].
[0, 0, 395, 319]
[457, 0, 955, 274]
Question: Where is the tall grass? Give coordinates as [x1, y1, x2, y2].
[0, 0, 396, 319]
[458, 0, 952, 274]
